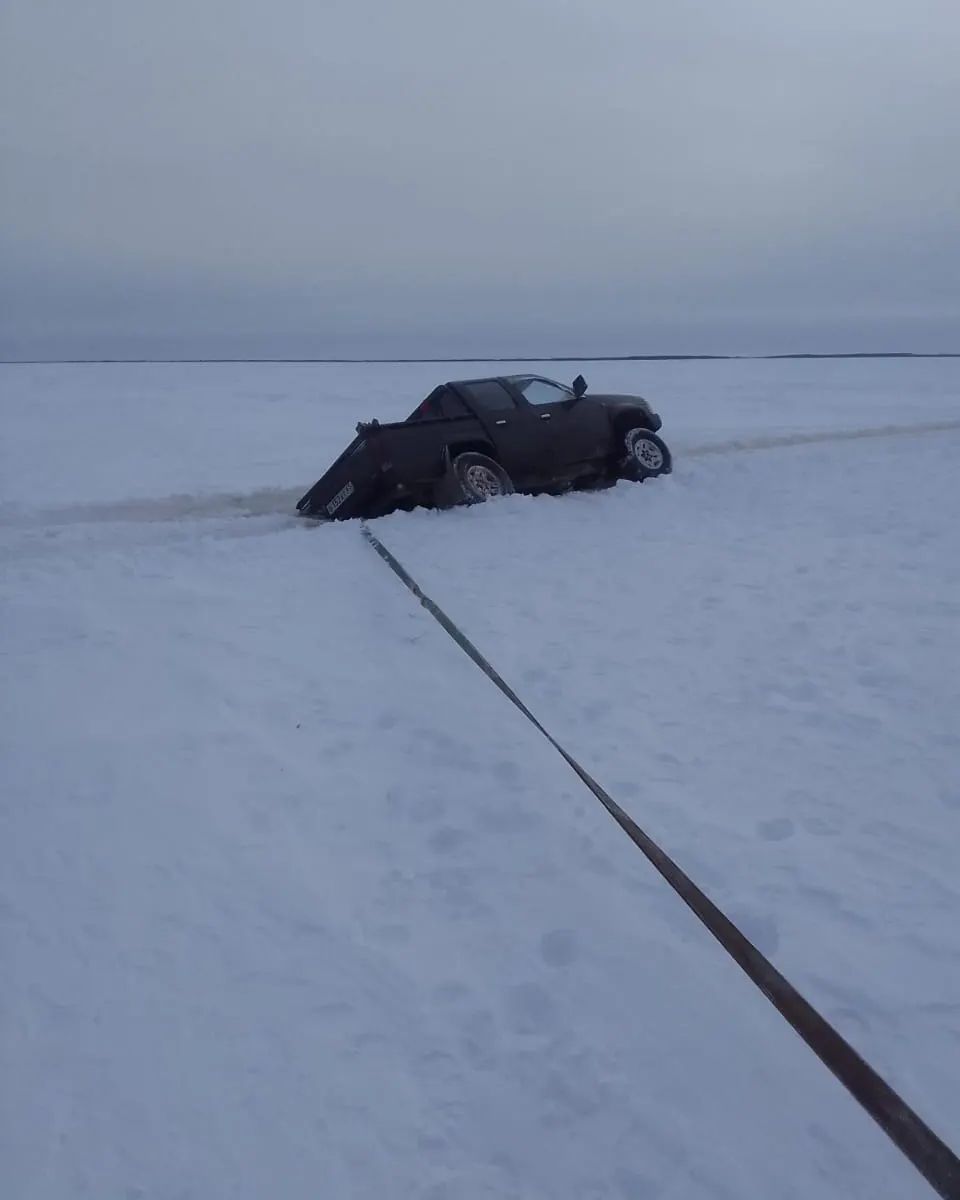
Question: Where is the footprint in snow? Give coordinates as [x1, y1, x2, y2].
[539, 928, 579, 968]
[613, 1167, 664, 1199]
[504, 982, 556, 1035]
[756, 816, 795, 841]
[491, 759, 522, 785]
[458, 1009, 499, 1069]
[434, 980, 470, 1006]
[428, 826, 468, 854]
[800, 815, 842, 837]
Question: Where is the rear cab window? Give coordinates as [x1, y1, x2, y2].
[439, 391, 469, 417]
[460, 381, 517, 413]
[407, 387, 471, 421]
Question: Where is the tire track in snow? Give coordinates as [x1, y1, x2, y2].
[0, 485, 304, 529]
[681, 417, 960, 459]
[4, 418, 959, 530]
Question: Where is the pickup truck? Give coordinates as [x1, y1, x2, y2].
[296, 373, 671, 520]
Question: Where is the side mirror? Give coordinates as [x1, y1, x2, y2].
[572, 374, 587, 399]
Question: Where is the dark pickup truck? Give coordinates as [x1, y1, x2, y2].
[296, 373, 671, 520]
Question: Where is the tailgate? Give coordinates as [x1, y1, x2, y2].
[296, 435, 384, 519]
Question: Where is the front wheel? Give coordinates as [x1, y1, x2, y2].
[620, 428, 672, 481]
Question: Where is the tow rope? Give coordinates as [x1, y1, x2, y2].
[361, 522, 960, 1199]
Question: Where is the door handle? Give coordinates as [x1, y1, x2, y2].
[495, 419, 507, 426]
[539, 413, 552, 420]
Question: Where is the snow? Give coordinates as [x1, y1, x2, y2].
[1, 358, 958, 1198]
[3, 356, 959, 512]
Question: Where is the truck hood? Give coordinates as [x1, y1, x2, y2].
[589, 392, 653, 410]
[587, 393, 661, 431]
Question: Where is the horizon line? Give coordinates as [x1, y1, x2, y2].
[2, 351, 959, 366]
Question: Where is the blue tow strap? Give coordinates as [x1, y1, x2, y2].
[362, 521, 960, 1200]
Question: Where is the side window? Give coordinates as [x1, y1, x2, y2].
[463, 382, 516, 412]
[439, 391, 469, 418]
[515, 378, 573, 406]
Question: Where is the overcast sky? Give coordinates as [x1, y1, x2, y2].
[1, 0, 958, 359]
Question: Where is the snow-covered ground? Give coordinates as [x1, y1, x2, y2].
[2, 359, 958, 1198]
[3, 357, 959, 513]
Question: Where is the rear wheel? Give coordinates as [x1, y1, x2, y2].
[620, 428, 672, 480]
[440, 451, 515, 506]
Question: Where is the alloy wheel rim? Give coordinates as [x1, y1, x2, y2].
[465, 464, 502, 497]
[630, 435, 663, 470]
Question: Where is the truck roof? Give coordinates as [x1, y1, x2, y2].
[445, 373, 563, 388]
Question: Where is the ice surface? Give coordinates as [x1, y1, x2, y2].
[2, 358, 958, 1198]
[3, 356, 959, 510]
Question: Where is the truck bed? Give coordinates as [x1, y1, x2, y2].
[296, 414, 486, 519]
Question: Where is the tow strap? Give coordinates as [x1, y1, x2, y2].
[361, 522, 960, 1199]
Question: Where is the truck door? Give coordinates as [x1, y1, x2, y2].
[509, 377, 611, 472]
[454, 380, 554, 485]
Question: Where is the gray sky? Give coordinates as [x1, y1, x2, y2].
[2, 0, 958, 358]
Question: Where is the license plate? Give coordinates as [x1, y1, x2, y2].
[326, 481, 355, 516]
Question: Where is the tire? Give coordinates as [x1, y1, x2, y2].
[620, 427, 672, 481]
[446, 452, 515, 505]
